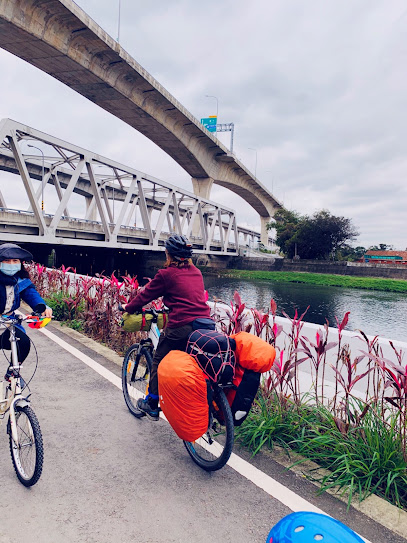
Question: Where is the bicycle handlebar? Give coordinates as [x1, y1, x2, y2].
[0, 314, 52, 329]
[0, 314, 23, 324]
[26, 315, 52, 329]
[118, 305, 168, 316]
[25, 315, 51, 322]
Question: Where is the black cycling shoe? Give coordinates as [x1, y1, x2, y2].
[137, 397, 160, 421]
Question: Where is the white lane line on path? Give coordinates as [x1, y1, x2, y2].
[40, 327, 371, 543]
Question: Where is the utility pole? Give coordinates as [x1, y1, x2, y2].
[216, 123, 235, 153]
[202, 95, 235, 153]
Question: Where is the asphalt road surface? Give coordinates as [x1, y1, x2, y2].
[0, 323, 405, 543]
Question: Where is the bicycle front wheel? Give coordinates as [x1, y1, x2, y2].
[9, 405, 44, 487]
[122, 344, 153, 418]
[183, 387, 234, 472]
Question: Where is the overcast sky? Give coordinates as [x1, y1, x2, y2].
[0, 0, 406, 249]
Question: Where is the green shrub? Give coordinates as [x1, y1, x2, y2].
[44, 292, 84, 321]
[44, 292, 70, 321]
[237, 392, 407, 509]
[295, 403, 407, 509]
[68, 319, 84, 332]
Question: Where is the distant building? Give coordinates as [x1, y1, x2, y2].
[364, 250, 407, 264]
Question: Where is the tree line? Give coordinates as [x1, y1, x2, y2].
[266, 209, 392, 261]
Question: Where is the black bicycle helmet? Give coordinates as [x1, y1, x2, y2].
[0, 243, 33, 262]
[266, 512, 364, 543]
[165, 234, 193, 260]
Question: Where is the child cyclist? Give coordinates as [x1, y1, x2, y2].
[0, 243, 53, 378]
[123, 234, 212, 420]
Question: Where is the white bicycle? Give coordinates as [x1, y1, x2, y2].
[0, 313, 49, 486]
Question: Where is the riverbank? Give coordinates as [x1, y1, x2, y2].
[203, 268, 407, 293]
[28, 264, 407, 520]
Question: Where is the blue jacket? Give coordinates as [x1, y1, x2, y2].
[0, 272, 46, 332]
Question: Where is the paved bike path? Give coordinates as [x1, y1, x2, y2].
[0, 324, 405, 543]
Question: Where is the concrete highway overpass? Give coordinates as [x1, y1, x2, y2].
[0, 0, 282, 243]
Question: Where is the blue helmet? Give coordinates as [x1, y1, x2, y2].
[165, 234, 193, 260]
[266, 512, 364, 543]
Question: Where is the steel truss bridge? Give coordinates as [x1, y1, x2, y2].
[0, 119, 268, 256]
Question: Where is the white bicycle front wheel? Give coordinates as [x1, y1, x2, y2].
[9, 405, 44, 486]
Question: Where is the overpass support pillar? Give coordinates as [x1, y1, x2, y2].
[260, 216, 271, 246]
[191, 177, 214, 200]
[191, 177, 214, 238]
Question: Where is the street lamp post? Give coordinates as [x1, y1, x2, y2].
[205, 94, 219, 121]
[266, 170, 275, 194]
[117, 0, 121, 43]
[248, 148, 257, 178]
[28, 144, 45, 214]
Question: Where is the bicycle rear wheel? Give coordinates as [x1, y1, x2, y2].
[9, 405, 44, 487]
[183, 387, 234, 471]
[122, 344, 153, 418]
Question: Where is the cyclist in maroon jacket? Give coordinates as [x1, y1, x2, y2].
[123, 235, 212, 420]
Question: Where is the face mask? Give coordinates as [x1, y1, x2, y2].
[0, 262, 21, 276]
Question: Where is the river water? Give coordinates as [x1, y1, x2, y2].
[203, 275, 407, 342]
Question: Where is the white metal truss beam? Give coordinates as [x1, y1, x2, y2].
[206, 212, 218, 252]
[100, 186, 113, 223]
[7, 131, 46, 235]
[153, 190, 174, 247]
[197, 204, 207, 246]
[112, 176, 137, 238]
[50, 159, 85, 231]
[185, 201, 199, 239]
[86, 161, 111, 242]
[223, 214, 234, 252]
[137, 179, 154, 243]
[53, 172, 70, 218]
[25, 167, 52, 212]
[0, 188, 6, 208]
[218, 209, 225, 248]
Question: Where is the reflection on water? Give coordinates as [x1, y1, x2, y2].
[203, 275, 407, 342]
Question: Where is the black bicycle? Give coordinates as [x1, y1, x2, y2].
[121, 310, 234, 471]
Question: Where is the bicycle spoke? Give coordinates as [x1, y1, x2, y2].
[122, 345, 152, 417]
[184, 388, 234, 471]
[9, 405, 43, 486]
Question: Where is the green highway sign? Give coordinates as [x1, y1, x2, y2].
[200, 116, 217, 132]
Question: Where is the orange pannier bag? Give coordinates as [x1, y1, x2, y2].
[230, 331, 276, 373]
[158, 350, 210, 442]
